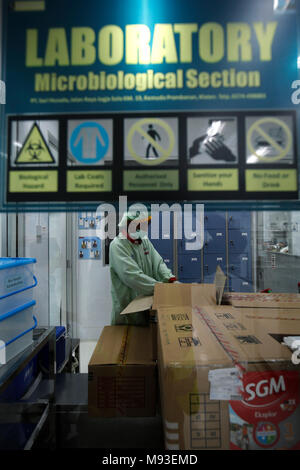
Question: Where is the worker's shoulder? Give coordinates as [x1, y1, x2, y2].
[142, 237, 155, 249]
[110, 235, 131, 252]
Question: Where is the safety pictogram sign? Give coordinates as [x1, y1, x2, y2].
[69, 121, 109, 164]
[246, 117, 293, 163]
[15, 122, 55, 164]
[127, 118, 175, 166]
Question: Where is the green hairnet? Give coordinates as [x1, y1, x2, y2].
[118, 210, 151, 228]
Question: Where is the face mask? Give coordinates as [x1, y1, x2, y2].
[129, 230, 147, 240]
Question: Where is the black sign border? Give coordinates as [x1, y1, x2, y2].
[6, 110, 298, 203]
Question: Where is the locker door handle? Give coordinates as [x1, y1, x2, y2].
[204, 265, 209, 271]
[230, 240, 234, 246]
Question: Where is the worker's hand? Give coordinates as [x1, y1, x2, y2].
[168, 277, 177, 283]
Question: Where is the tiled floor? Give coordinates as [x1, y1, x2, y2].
[79, 341, 96, 373]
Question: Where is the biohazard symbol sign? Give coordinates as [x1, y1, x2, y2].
[15, 123, 55, 164]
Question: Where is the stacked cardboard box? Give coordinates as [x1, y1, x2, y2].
[88, 325, 157, 418]
[88, 283, 300, 450]
[153, 283, 300, 450]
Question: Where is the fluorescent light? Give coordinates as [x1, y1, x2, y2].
[274, 0, 292, 11]
[13, 1, 45, 11]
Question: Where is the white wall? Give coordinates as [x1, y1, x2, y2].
[76, 221, 112, 341]
[290, 212, 300, 256]
[22, 211, 112, 338]
[49, 213, 67, 326]
[24, 213, 49, 327]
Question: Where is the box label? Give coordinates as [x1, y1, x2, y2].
[229, 370, 300, 450]
[189, 393, 222, 449]
[4, 274, 26, 292]
[97, 376, 146, 413]
[209, 368, 242, 401]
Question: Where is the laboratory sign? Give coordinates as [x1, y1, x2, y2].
[4, 0, 298, 113]
[2, 0, 300, 204]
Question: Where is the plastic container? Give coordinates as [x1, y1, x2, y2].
[0, 300, 37, 364]
[0, 258, 37, 314]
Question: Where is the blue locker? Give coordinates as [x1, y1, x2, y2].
[148, 211, 174, 274]
[178, 211, 202, 254]
[149, 212, 173, 256]
[178, 279, 201, 284]
[204, 229, 226, 253]
[228, 253, 252, 281]
[178, 239, 185, 254]
[161, 254, 173, 273]
[204, 212, 226, 230]
[228, 211, 251, 230]
[228, 229, 250, 254]
[151, 242, 174, 274]
[229, 276, 253, 292]
[151, 236, 173, 256]
[178, 253, 201, 281]
[178, 238, 202, 254]
[203, 253, 226, 283]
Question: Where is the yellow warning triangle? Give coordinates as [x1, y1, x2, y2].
[15, 122, 55, 164]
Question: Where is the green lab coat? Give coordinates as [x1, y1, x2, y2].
[109, 235, 173, 325]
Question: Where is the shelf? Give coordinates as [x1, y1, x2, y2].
[0, 401, 50, 450]
[0, 327, 56, 395]
[57, 357, 69, 374]
[0, 327, 56, 450]
[57, 337, 80, 374]
[55, 373, 88, 411]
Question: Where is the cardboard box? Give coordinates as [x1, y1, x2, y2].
[88, 325, 157, 418]
[153, 283, 300, 451]
[150, 321, 158, 362]
[222, 307, 300, 348]
[224, 292, 300, 309]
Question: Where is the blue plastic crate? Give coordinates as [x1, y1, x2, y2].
[0, 258, 37, 314]
[0, 300, 38, 364]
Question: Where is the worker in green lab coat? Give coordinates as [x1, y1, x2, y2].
[109, 210, 176, 325]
